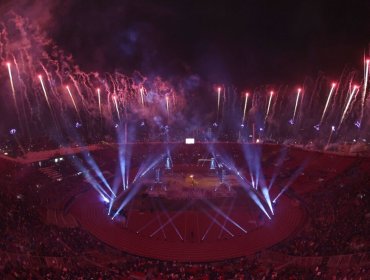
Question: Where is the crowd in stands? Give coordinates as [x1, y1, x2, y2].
[272, 161, 370, 257]
[0, 145, 369, 279]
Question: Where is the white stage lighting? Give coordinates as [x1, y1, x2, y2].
[185, 138, 195, 144]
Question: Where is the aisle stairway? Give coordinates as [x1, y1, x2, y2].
[39, 166, 63, 181]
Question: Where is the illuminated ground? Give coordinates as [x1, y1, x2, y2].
[69, 189, 305, 261]
[67, 144, 308, 262]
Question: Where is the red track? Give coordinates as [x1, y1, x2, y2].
[70, 190, 305, 262]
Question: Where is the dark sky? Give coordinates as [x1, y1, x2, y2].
[7, 0, 370, 88]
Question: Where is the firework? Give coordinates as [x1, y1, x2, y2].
[290, 88, 301, 124]
[326, 125, 336, 146]
[1, 13, 370, 147]
[242, 92, 249, 124]
[6, 62, 22, 123]
[319, 83, 336, 126]
[6, 63, 16, 105]
[69, 74, 86, 108]
[165, 95, 170, 117]
[38, 74, 62, 131]
[97, 88, 102, 115]
[140, 86, 145, 105]
[113, 95, 120, 121]
[217, 87, 221, 119]
[359, 58, 369, 126]
[66, 86, 79, 117]
[265, 91, 273, 121]
[338, 85, 359, 129]
[38, 75, 52, 111]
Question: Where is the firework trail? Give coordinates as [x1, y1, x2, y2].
[242, 92, 249, 124]
[338, 85, 359, 129]
[217, 86, 221, 120]
[265, 91, 273, 122]
[359, 58, 369, 126]
[319, 83, 336, 126]
[6, 62, 16, 105]
[12, 56, 32, 137]
[326, 125, 336, 146]
[97, 88, 102, 116]
[0, 13, 369, 146]
[140, 86, 145, 105]
[0, 14, 187, 139]
[113, 95, 120, 121]
[38, 75, 52, 112]
[165, 95, 170, 117]
[6, 61, 24, 128]
[66, 86, 80, 118]
[290, 88, 301, 124]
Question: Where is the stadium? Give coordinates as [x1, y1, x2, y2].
[1, 140, 369, 278]
[1, 1, 370, 279]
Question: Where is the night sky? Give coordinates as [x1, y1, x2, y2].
[3, 0, 370, 88]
